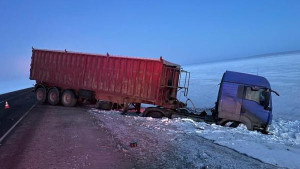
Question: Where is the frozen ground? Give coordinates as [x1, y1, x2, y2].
[90, 109, 299, 169]
[174, 118, 300, 169]
[89, 109, 279, 169]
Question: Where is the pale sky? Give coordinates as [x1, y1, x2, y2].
[1, 0, 300, 81]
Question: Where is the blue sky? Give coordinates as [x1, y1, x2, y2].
[1, 0, 300, 81]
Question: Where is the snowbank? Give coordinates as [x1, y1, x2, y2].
[172, 118, 300, 169]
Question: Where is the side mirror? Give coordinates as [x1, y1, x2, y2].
[271, 89, 280, 96]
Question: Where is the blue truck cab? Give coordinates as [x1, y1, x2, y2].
[215, 71, 279, 131]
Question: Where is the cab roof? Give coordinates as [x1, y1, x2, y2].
[222, 71, 271, 89]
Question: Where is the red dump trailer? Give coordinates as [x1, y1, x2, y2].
[30, 48, 189, 115]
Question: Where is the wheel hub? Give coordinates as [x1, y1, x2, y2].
[50, 92, 56, 102]
[37, 91, 43, 100]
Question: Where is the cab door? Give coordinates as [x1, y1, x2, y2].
[218, 82, 242, 121]
[240, 87, 271, 124]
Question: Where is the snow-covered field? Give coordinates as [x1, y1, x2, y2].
[181, 53, 300, 121]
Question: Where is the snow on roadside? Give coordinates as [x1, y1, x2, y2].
[171, 118, 300, 169]
[89, 109, 299, 168]
[89, 109, 198, 169]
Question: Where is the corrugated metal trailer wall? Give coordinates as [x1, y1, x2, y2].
[30, 49, 179, 107]
[83, 55, 163, 104]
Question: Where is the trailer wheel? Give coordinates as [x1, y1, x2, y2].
[143, 108, 165, 118]
[48, 88, 60, 105]
[61, 90, 77, 107]
[35, 87, 47, 103]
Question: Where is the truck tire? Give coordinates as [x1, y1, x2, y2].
[229, 122, 240, 128]
[143, 107, 164, 118]
[240, 117, 254, 131]
[35, 87, 47, 103]
[48, 88, 60, 105]
[61, 90, 77, 107]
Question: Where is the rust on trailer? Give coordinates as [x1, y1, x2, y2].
[30, 49, 183, 109]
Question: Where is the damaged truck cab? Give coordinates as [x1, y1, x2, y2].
[215, 71, 279, 131]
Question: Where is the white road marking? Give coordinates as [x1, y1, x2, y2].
[0, 104, 36, 143]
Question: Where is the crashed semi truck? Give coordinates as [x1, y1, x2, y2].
[29, 48, 278, 132]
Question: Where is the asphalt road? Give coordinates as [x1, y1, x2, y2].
[0, 88, 36, 139]
[0, 105, 134, 169]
